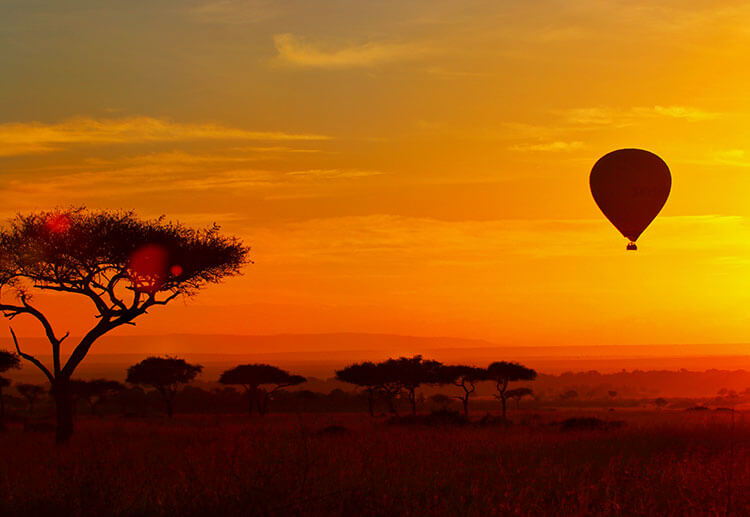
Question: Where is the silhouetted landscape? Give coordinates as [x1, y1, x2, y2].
[4, 1, 750, 515]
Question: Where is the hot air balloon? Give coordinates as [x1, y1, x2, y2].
[590, 149, 671, 250]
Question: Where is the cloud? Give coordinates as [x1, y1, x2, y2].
[246, 214, 750, 268]
[509, 141, 585, 152]
[188, 0, 281, 24]
[651, 105, 719, 121]
[273, 33, 427, 68]
[562, 106, 720, 126]
[0, 117, 330, 156]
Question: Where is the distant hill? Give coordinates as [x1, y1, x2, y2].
[3, 332, 750, 384]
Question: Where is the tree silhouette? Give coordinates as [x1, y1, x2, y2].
[219, 364, 306, 416]
[126, 357, 203, 417]
[382, 356, 442, 416]
[505, 387, 533, 410]
[0, 350, 21, 431]
[335, 361, 383, 416]
[16, 383, 45, 417]
[653, 397, 669, 410]
[487, 361, 536, 420]
[0, 208, 248, 443]
[70, 379, 125, 417]
[436, 365, 489, 418]
[560, 389, 579, 401]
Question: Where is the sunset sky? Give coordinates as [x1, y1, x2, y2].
[4, 1, 750, 354]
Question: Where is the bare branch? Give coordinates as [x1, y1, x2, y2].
[10, 327, 53, 383]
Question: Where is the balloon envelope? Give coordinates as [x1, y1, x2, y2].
[590, 149, 671, 244]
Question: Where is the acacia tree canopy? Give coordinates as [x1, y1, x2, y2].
[219, 364, 305, 416]
[126, 357, 202, 417]
[126, 357, 203, 389]
[219, 364, 303, 389]
[0, 208, 248, 441]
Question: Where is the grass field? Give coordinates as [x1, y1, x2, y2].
[0, 410, 748, 516]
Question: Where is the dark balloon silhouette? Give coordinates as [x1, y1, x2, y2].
[590, 149, 671, 250]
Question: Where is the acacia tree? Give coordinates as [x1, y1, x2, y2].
[336, 360, 403, 416]
[437, 365, 489, 418]
[335, 361, 382, 416]
[0, 208, 248, 443]
[383, 355, 443, 416]
[16, 383, 45, 417]
[487, 361, 536, 420]
[70, 379, 125, 417]
[0, 350, 21, 431]
[506, 387, 533, 410]
[126, 357, 202, 417]
[219, 364, 306, 416]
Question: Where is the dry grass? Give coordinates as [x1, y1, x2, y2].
[0, 410, 747, 516]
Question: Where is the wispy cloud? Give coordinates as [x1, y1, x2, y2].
[509, 141, 585, 152]
[273, 33, 428, 68]
[0, 117, 330, 156]
[562, 105, 720, 126]
[188, 0, 281, 24]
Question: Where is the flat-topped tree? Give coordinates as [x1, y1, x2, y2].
[335, 361, 382, 417]
[436, 365, 490, 418]
[0, 350, 21, 431]
[487, 361, 536, 420]
[70, 379, 125, 417]
[0, 208, 248, 443]
[382, 355, 443, 416]
[126, 357, 203, 417]
[505, 387, 533, 410]
[16, 383, 45, 417]
[220, 364, 306, 416]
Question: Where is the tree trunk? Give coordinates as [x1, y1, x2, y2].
[384, 391, 399, 416]
[500, 394, 507, 420]
[462, 395, 469, 418]
[246, 387, 255, 416]
[0, 386, 5, 432]
[54, 377, 74, 444]
[166, 398, 174, 418]
[367, 390, 374, 417]
[409, 388, 417, 416]
[257, 392, 268, 416]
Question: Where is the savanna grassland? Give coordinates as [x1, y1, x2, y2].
[0, 410, 748, 517]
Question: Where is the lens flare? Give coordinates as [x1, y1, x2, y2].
[128, 244, 169, 294]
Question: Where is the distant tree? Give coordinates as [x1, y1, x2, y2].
[653, 397, 669, 410]
[487, 361, 536, 420]
[428, 393, 454, 410]
[436, 365, 489, 418]
[219, 364, 305, 416]
[381, 355, 443, 416]
[70, 379, 125, 417]
[16, 383, 45, 417]
[0, 350, 21, 431]
[559, 389, 579, 401]
[256, 375, 305, 416]
[126, 357, 203, 417]
[0, 208, 248, 443]
[608, 390, 618, 399]
[506, 387, 533, 410]
[335, 362, 382, 416]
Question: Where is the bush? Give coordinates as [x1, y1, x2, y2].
[559, 417, 625, 431]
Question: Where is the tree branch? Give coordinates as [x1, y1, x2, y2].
[9, 327, 54, 383]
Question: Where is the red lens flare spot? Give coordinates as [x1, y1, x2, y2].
[170, 264, 183, 277]
[45, 213, 71, 234]
[128, 244, 169, 295]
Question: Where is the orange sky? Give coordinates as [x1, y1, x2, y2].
[3, 1, 750, 356]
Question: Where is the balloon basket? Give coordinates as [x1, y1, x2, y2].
[626, 242, 637, 251]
